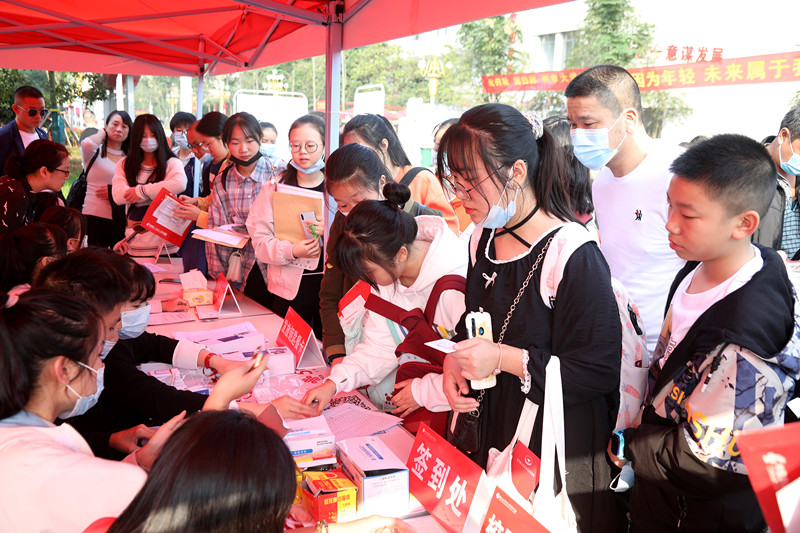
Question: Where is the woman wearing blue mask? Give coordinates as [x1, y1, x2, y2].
[439, 103, 623, 532]
[111, 114, 186, 250]
[247, 114, 327, 336]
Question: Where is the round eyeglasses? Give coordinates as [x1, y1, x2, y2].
[289, 141, 319, 153]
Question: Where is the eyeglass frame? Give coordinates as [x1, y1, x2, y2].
[15, 104, 50, 119]
[289, 141, 319, 154]
[442, 164, 508, 201]
[48, 167, 70, 175]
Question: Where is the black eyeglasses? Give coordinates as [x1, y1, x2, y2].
[289, 141, 319, 153]
[49, 167, 70, 175]
[442, 165, 506, 201]
[16, 104, 50, 120]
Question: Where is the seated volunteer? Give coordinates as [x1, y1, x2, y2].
[439, 104, 621, 531]
[303, 182, 467, 422]
[88, 410, 414, 533]
[39, 205, 88, 252]
[320, 143, 441, 362]
[0, 289, 267, 533]
[342, 113, 458, 233]
[37, 250, 314, 459]
[206, 112, 281, 302]
[247, 114, 327, 336]
[617, 135, 800, 533]
[0, 222, 67, 292]
[0, 139, 70, 234]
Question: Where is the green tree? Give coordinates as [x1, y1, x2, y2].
[567, 0, 691, 138]
[0, 69, 26, 125]
[453, 15, 527, 104]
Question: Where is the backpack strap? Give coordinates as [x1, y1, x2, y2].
[399, 166, 427, 188]
[423, 274, 466, 323]
[539, 222, 596, 308]
[364, 292, 407, 325]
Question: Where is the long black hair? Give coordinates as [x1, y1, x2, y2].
[123, 114, 176, 187]
[343, 113, 410, 169]
[0, 289, 102, 419]
[334, 182, 417, 289]
[102, 110, 133, 158]
[109, 410, 296, 533]
[281, 114, 325, 187]
[437, 103, 576, 222]
[0, 222, 67, 292]
[543, 115, 593, 216]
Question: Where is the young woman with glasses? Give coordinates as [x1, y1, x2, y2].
[0, 139, 70, 233]
[247, 114, 326, 337]
[81, 110, 133, 248]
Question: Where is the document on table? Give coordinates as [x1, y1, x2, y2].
[172, 322, 265, 354]
[322, 403, 402, 441]
[148, 312, 195, 326]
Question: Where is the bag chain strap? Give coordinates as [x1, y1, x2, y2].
[475, 234, 554, 408]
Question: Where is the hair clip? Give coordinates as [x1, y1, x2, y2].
[525, 111, 544, 140]
[3, 294, 18, 309]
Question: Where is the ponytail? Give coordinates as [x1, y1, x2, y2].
[334, 181, 417, 289]
[532, 128, 577, 222]
[0, 289, 101, 419]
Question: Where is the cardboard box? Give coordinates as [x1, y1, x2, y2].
[284, 416, 337, 468]
[183, 288, 213, 307]
[264, 346, 296, 376]
[337, 436, 409, 517]
[301, 470, 358, 522]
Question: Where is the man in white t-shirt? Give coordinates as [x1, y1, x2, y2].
[0, 85, 49, 174]
[565, 65, 685, 353]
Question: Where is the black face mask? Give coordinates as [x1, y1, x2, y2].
[229, 152, 262, 167]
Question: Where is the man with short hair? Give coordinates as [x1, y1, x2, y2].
[764, 105, 800, 259]
[565, 65, 685, 353]
[0, 86, 49, 173]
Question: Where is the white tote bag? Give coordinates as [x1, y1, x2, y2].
[531, 357, 578, 533]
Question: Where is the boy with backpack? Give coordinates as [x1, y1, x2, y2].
[609, 134, 800, 532]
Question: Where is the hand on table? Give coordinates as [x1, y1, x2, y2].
[109, 424, 156, 454]
[442, 354, 479, 413]
[135, 410, 186, 471]
[293, 238, 321, 259]
[272, 395, 317, 419]
[162, 296, 189, 312]
[391, 379, 420, 417]
[301, 379, 337, 416]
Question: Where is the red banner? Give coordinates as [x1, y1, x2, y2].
[482, 51, 800, 94]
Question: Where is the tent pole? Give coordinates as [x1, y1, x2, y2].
[194, 68, 205, 198]
[125, 75, 135, 117]
[324, 0, 343, 158]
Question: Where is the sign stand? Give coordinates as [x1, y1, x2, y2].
[277, 307, 326, 370]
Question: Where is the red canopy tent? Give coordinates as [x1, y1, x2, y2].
[0, 0, 567, 150]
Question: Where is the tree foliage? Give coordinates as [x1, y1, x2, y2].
[567, 0, 691, 138]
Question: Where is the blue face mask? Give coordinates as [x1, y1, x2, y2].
[570, 111, 628, 170]
[118, 302, 151, 340]
[260, 144, 277, 158]
[59, 363, 104, 419]
[174, 132, 189, 150]
[289, 157, 325, 175]
[779, 137, 800, 176]
[477, 181, 519, 229]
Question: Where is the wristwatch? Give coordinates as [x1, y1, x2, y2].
[611, 429, 628, 461]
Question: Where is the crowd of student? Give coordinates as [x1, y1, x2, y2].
[0, 62, 799, 532]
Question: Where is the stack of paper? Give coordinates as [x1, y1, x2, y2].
[172, 322, 265, 355]
[322, 403, 402, 441]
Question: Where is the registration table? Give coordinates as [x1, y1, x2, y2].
[138, 258, 446, 531]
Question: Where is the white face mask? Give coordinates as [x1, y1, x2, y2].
[174, 132, 189, 150]
[476, 180, 519, 229]
[59, 363, 104, 419]
[140, 138, 159, 153]
[118, 302, 151, 340]
[100, 340, 116, 360]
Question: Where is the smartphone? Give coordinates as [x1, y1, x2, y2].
[299, 211, 317, 240]
[466, 310, 496, 390]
